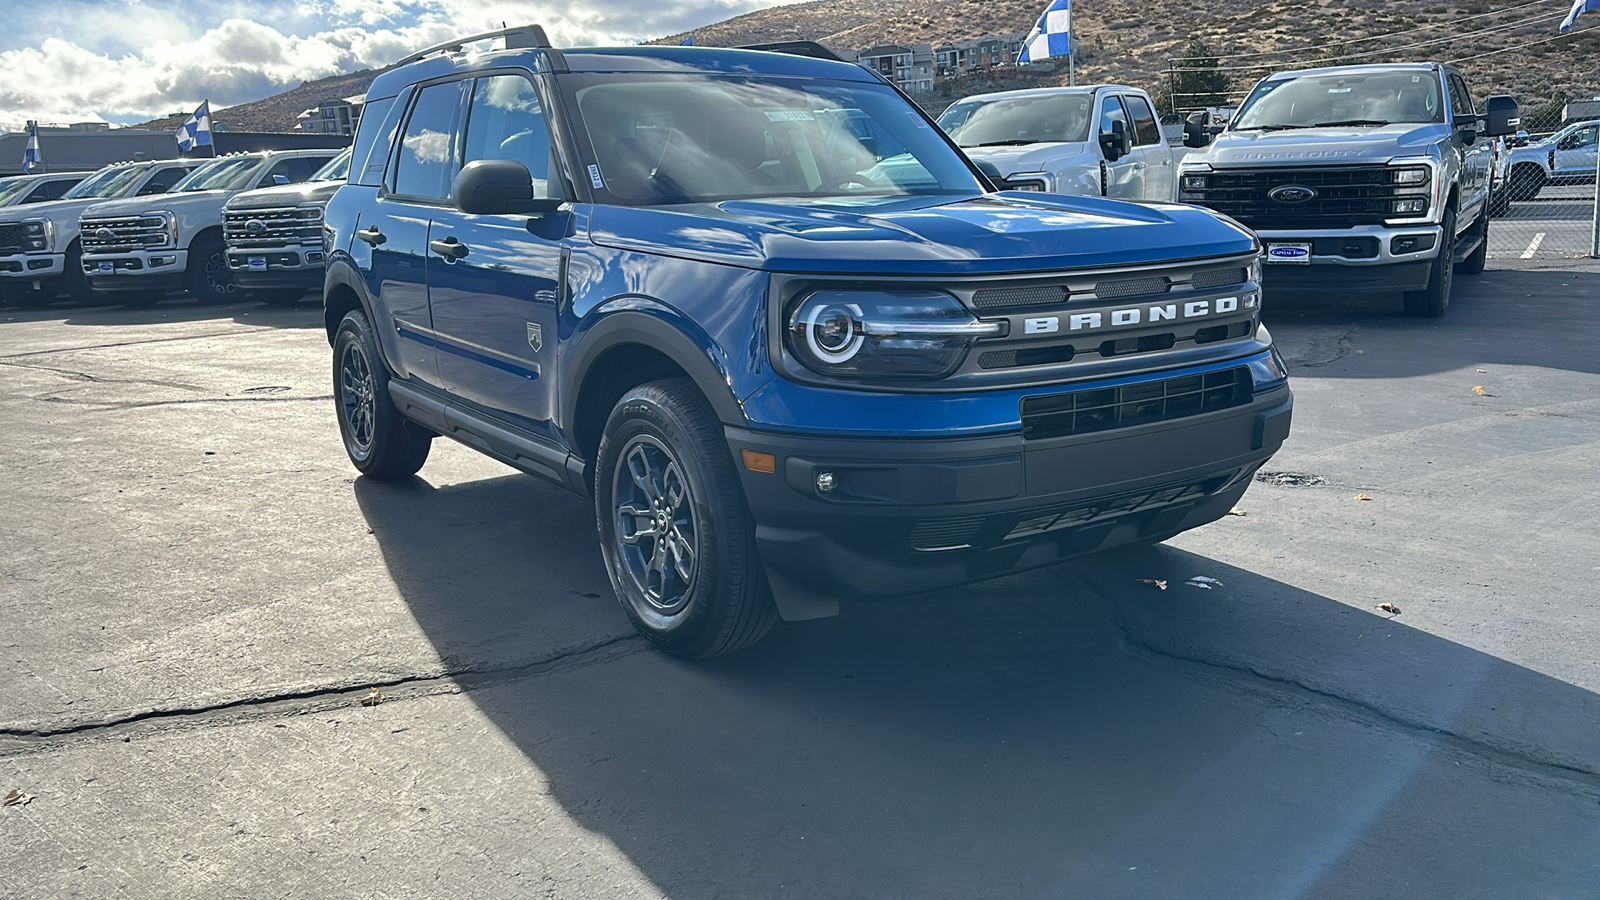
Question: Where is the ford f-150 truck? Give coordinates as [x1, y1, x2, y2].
[325, 27, 1292, 657]
[0, 160, 196, 306]
[1178, 63, 1518, 317]
[78, 148, 341, 307]
[939, 86, 1177, 201]
[222, 148, 351, 304]
[1500, 118, 1598, 201]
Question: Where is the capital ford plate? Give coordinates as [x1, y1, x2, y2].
[1264, 243, 1312, 265]
[97, 262, 114, 273]
[248, 257, 267, 270]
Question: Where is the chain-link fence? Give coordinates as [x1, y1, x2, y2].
[1486, 130, 1599, 264]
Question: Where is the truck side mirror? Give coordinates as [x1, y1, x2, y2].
[454, 160, 563, 216]
[972, 159, 1004, 191]
[1101, 119, 1130, 162]
[1482, 95, 1519, 138]
[1183, 110, 1212, 149]
[1511, 129, 1530, 148]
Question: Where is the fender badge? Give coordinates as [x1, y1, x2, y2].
[526, 323, 543, 352]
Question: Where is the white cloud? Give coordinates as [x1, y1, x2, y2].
[0, 0, 803, 133]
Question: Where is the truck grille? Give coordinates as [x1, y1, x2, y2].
[223, 207, 323, 248]
[1183, 165, 1415, 229]
[80, 215, 168, 253]
[0, 222, 20, 254]
[1020, 367, 1252, 440]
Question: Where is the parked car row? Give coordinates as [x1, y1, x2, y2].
[0, 148, 342, 307]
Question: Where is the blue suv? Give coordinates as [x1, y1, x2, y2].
[323, 27, 1293, 657]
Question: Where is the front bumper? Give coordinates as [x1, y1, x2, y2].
[1257, 224, 1440, 294]
[0, 252, 66, 280]
[226, 248, 325, 290]
[731, 383, 1292, 603]
[81, 250, 187, 293]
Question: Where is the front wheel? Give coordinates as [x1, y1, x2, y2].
[185, 236, 239, 304]
[1507, 166, 1543, 202]
[1403, 208, 1456, 318]
[332, 309, 431, 480]
[594, 379, 778, 658]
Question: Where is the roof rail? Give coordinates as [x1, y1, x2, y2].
[394, 24, 552, 67]
[735, 41, 845, 62]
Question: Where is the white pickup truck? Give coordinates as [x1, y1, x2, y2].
[937, 85, 1178, 201]
[78, 148, 341, 307]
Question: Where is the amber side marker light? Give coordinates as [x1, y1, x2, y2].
[740, 450, 777, 473]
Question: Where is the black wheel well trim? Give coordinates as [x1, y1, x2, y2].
[188, 225, 224, 252]
[563, 306, 749, 471]
[322, 257, 375, 346]
[1510, 162, 1545, 179]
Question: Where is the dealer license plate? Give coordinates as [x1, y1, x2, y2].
[1264, 243, 1312, 265]
[97, 262, 114, 273]
[248, 257, 267, 270]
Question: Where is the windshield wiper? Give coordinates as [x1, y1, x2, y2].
[1310, 119, 1391, 128]
[968, 139, 1042, 147]
[1240, 124, 1316, 132]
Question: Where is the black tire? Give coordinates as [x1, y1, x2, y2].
[60, 240, 94, 302]
[1506, 165, 1543, 202]
[594, 378, 778, 658]
[185, 235, 240, 304]
[332, 308, 431, 480]
[1487, 188, 1510, 219]
[1456, 205, 1488, 275]
[256, 289, 309, 306]
[1403, 207, 1456, 318]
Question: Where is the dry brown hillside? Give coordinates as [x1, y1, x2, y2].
[135, 68, 390, 133]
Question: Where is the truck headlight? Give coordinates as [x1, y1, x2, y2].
[1390, 198, 1427, 215]
[786, 290, 1001, 379]
[1390, 167, 1430, 186]
[1248, 256, 1262, 285]
[21, 218, 52, 252]
[1003, 173, 1054, 192]
[1181, 174, 1209, 193]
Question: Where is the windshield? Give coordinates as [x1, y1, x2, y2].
[564, 74, 983, 205]
[0, 178, 33, 206]
[312, 148, 352, 182]
[937, 94, 1094, 147]
[1233, 71, 1445, 130]
[172, 156, 265, 192]
[62, 165, 144, 200]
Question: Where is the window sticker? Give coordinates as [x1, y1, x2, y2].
[588, 164, 605, 189]
[907, 111, 929, 128]
[765, 110, 815, 122]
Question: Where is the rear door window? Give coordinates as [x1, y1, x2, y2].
[392, 81, 466, 201]
[1123, 95, 1162, 146]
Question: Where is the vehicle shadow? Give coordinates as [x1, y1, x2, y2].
[1263, 267, 1600, 378]
[355, 472, 1600, 898]
[0, 292, 320, 330]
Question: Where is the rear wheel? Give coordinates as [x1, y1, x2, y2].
[1403, 207, 1456, 318]
[1507, 165, 1544, 202]
[594, 378, 778, 658]
[185, 235, 239, 304]
[333, 308, 432, 480]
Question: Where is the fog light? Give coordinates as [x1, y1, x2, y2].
[1389, 234, 1437, 255]
[1182, 174, 1208, 192]
[149, 256, 175, 267]
[1390, 198, 1427, 215]
[815, 471, 836, 493]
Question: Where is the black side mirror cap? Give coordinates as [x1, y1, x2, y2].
[1183, 110, 1213, 149]
[1483, 95, 1520, 138]
[454, 159, 563, 216]
[1101, 119, 1130, 161]
[972, 158, 1004, 190]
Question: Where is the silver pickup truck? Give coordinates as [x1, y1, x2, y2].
[939, 85, 1177, 201]
[1177, 63, 1517, 317]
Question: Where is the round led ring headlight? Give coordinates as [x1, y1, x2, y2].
[804, 302, 865, 363]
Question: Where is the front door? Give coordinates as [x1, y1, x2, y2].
[1097, 95, 1144, 199]
[427, 72, 568, 443]
[1553, 124, 1598, 179]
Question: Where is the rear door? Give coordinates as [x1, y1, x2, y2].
[1553, 123, 1597, 179]
[426, 71, 568, 443]
[1121, 93, 1173, 201]
[364, 79, 467, 388]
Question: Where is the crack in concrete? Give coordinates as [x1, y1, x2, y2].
[38, 394, 334, 410]
[1284, 325, 1357, 369]
[0, 633, 641, 750]
[1107, 613, 1600, 791]
[0, 329, 270, 361]
[0, 358, 208, 393]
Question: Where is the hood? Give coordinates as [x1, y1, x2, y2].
[81, 189, 232, 220]
[0, 195, 114, 224]
[226, 180, 340, 211]
[587, 193, 1255, 276]
[1188, 123, 1449, 167]
[961, 142, 1095, 174]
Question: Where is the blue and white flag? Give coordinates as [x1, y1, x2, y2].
[175, 100, 213, 152]
[680, 34, 695, 46]
[1018, 0, 1072, 63]
[1560, 0, 1599, 31]
[22, 122, 40, 174]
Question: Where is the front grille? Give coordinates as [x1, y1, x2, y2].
[1190, 267, 1247, 290]
[971, 285, 1067, 310]
[80, 215, 167, 253]
[223, 207, 323, 248]
[1094, 276, 1169, 300]
[908, 515, 989, 551]
[0, 222, 21, 254]
[1021, 367, 1252, 440]
[1184, 166, 1417, 229]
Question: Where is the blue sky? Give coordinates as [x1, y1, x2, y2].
[0, 0, 796, 131]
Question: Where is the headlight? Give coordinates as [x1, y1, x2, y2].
[1004, 173, 1054, 192]
[21, 218, 52, 252]
[1248, 256, 1262, 285]
[1390, 198, 1427, 215]
[1390, 166, 1430, 186]
[785, 290, 1001, 380]
[1181, 174, 1209, 193]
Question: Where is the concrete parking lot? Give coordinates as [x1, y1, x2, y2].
[2, 266, 1599, 899]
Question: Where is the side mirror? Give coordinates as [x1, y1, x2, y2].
[1482, 95, 1519, 138]
[1455, 115, 1478, 145]
[972, 159, 1004, 190]
[454, 160, 563, 216]
[1183, 110, 1212, 149]
[1511, 129, 1530, 148]
[1101, 119, 1131, 162]
[273, 175, 291, 185]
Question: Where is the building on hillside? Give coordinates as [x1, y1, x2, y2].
[856, 43, 935, 93]
[295, 96, 364, 136]
[976, 34, 1026, 69]
[935, 40, 981, 77]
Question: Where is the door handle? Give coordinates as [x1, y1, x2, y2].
[356, 226, 386, 246]
[429, 237, 470, 260]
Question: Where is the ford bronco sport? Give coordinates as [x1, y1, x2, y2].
[324, 27, 1293, 657]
